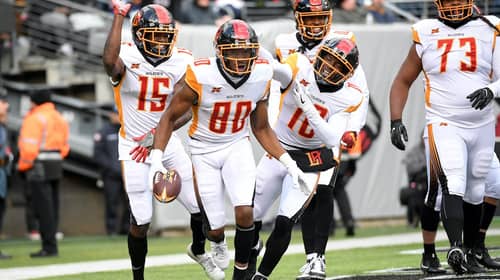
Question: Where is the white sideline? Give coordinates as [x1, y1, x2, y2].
[2, 229, 500, 280]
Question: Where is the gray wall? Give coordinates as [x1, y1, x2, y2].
[152, 22, 427, 230]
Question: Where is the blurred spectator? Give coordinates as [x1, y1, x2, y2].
[18, 90, 70, 258]
[400, 135, 427, 227]
[179, 0, 218, 24]
[365, 0, 396, 23]
[333, 0, 367, 23]
[39, 6, 74, 57]
[0, 88, 12, 260]
[93, 108, 130, 236]
[214, 0, 246, 27]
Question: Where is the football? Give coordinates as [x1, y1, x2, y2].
[152, 169, 181, 203]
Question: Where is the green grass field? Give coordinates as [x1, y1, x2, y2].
[1, 218, 499, 279]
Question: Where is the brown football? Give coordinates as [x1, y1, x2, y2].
[153, 169, 181, 203]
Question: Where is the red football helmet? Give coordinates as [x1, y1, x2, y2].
[293, 0, 332, 41]
[313, 38, 359, 86]
[214, 19, 260, 76]
[434, 0, 474, 22]
[131, 4, 177, 59]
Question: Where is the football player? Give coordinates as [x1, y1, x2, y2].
[102, 2, 224, 280]
[148, 19, 309, 280]
[251, 38, 364, 280]
[260, 1, 370, 279]
[417, 155, 500, 274]
[389, 0, 500, 274]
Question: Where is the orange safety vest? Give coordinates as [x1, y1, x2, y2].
[17, 103, 70, 171]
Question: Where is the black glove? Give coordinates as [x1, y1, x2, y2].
[467, 87, 494, 110]
[390, 119, 408, 151]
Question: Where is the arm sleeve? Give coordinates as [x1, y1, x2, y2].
[17, 116, 42, 171]
[489, 36, 500, 97]
[301, 107, 348, 149]
[272, 61, 293, 88]
[345, 65, 369, 132]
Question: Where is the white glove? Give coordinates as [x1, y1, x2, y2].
[291, 82, 315, 114]
[111, 0, 132, 16]
[148, 149, 168, 191]
[279, 153, 313, 195]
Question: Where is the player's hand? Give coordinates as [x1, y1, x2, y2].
[341, 131, 357, 150]
[111, 0, 132, 16]
[390, 119, 408, 151]
[129, 128, 156, 163]
[291, 83, 315, 113]
[467, 87, 494, 110]
[148, 149, 167, 192]
[279, 153, 313, 195]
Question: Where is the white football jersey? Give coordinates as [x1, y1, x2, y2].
[112, 42, 193, 159]
[274, 30, 369, 132]
[412, 16, 500, 128]
[185, 57, 273, 154]
[275, 53, 364, 150]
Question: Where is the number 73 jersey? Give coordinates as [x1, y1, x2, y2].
[412, 16, 500, 128]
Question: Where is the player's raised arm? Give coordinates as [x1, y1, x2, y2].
[102, 0, 130, 83]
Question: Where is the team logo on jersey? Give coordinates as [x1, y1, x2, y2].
[306, 150, 323, 166]
[300, 79, 310, 87]
[431, 28, 439, 34]
[131, 63, 140, 69]
[211, 86, 222, 93]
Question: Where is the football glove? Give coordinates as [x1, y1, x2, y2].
[390, 119, 408, 151]
[129, 128, 156, 163]
[340, 131, 357, 150]
[467, 87, 494, 110]
[279, 153, 313, 195]
[148, 149, 167, 192]
[291, 82, 315, 115]
[111, 0, 132, 16]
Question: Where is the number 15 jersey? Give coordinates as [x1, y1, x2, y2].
[412, 16, 500, 128]
[113, 43, 193, 160]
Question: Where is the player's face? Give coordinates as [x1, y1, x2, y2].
[219, 44, 259, 76]
[302, 14, 330, 37]
[316, 52, 350, 85]
[436, 0, 473, 21]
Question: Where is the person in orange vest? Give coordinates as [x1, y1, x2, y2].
[17, 89, 69, 258]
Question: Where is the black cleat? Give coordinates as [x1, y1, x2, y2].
[464, 248, 486, 274]
[475, 245, 500, 270]
[248, 240, 263, 276]
[447, 246, 467, 275]
[251, 274, 267, 280]
[420, 253, 446, 274]
[30, 249, 58, 258]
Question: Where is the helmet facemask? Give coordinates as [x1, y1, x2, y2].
[314, 46, 355, 86]
[434, 0, 473, 22]
[217, 41, 259, 76]
[136, 26, 177, 58]
[295, 10, 332, 40]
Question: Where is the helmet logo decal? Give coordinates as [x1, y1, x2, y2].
[151, 4, 171, 23]
[132, 12, 141, 27]
[232, 21, 250, 40]
[336, 40, 355, 56]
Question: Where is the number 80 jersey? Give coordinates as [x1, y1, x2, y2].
[185, 57, 273, 155]
[412, 16, 500, 128]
